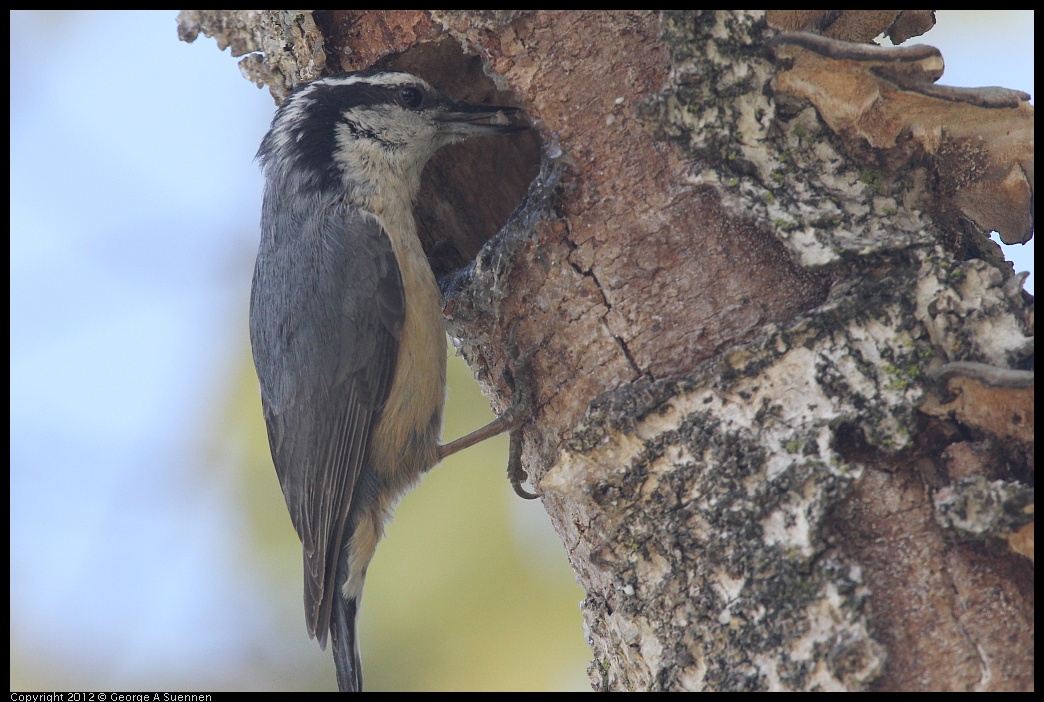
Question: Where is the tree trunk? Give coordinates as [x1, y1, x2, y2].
[180, 10, 1034, 691]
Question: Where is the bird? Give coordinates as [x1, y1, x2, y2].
[248, 69, 530, 691]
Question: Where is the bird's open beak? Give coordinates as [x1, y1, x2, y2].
[437, 103, 530, 136]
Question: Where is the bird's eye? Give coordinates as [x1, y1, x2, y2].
[399, 86, 424, 110]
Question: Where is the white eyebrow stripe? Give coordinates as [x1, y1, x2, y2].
[313, 72, 434, 90]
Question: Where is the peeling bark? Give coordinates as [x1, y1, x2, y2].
[181, 10, 1033, 691]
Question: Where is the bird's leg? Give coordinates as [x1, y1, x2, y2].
[437, 403, 522, 459]
[437, 388, 539, 499]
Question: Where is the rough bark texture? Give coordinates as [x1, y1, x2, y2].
[179, 10, 1034, 691]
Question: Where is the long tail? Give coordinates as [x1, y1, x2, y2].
[330, 592, 363, 691]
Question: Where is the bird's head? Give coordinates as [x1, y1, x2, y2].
[258, 70, 529, 203]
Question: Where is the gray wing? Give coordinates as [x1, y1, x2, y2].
[249, 195, 403, 647]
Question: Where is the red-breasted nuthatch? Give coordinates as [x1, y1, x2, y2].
[249, 70, 529, 691]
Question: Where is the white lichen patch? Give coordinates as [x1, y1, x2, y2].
[915, 252, 1032, 367]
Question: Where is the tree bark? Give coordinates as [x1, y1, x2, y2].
[180, 10, 1034, 691]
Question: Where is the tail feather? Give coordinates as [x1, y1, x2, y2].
[331, 593, 363, 692]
